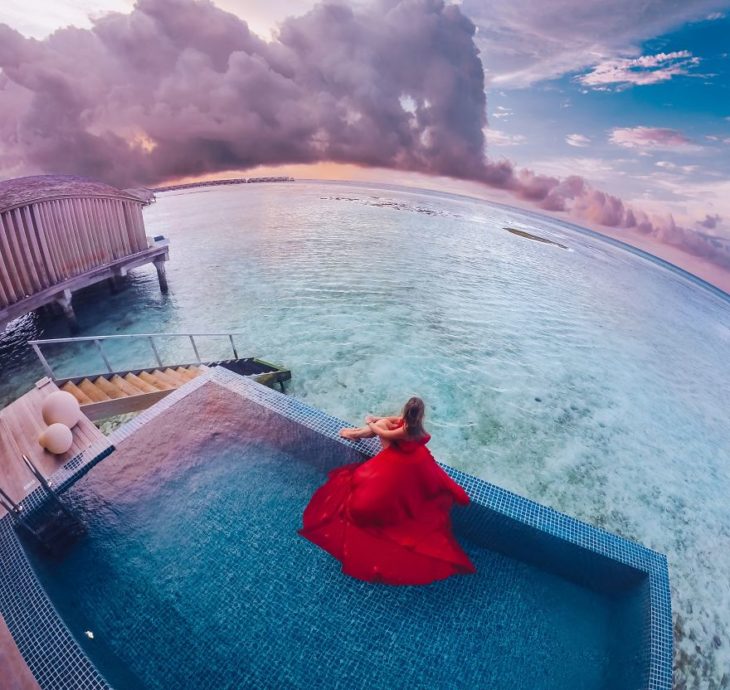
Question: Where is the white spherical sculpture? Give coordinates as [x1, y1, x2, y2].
[41, 391, 81, 428]
[39, 423, 74, 455]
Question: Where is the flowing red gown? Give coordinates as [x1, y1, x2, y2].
[299, 425, 476, 585]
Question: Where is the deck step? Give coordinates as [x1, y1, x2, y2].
[78, 378, 111, 402]
[162, 368, 188, 385]
[61, 381, 93, 405]
[124, 372, 157, 393]
[151, 369, 180, 388]
[50, 358, 281, 423]
[139, 370, 174, 391]
[65, 367, 200, 413]
[93, 376, 126, 400]
[109, 374, 144, 396]
[175, 366, 197, 381]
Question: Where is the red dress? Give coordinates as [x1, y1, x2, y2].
[299, 424, 476, 585]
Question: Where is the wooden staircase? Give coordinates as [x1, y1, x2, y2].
[60, 365, 209, 421]
[28, 332, 292, 422]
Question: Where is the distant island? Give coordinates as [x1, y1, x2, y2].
[154, 176, 295, 193]
[504, 227, 568, 249]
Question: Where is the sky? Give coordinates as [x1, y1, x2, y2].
[1, 0, 729, 286]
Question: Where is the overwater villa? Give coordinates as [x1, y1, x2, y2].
[0, 175, 169, 334]
[0, 175, 674, 689]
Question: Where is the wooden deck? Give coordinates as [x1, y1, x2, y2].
[0, 378, 106, 515]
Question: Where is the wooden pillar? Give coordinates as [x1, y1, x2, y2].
[108, 270, 125, 293]
[54, 289, 79, 334]
[153, 258, 169, 294]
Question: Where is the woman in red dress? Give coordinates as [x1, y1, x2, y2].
[299, 398, 476, 585]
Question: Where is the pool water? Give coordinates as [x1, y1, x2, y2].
[2, 181, 728, 685]
[28, 384, 644, 690]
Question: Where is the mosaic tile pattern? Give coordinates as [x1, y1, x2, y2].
[209, 366, 673, 690]
[0, 516, 111, 690]
[55, 389, 643, 689]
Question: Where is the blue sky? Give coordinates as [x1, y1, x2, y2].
[479, 6, 730, 228]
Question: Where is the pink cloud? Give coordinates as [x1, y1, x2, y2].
[0, 0, 490, 187]
[609, 126, 696, 150]
[579, 51, 701, 88]
[655, 160, 699, 173]
[485, 128, 526, 147]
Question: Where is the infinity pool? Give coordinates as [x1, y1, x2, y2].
[27, 380, 650, 690]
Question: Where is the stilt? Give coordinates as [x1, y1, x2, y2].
[154, 258, 169, 294]
[108, 272, 125, 293]
[54, 289, 79, 334]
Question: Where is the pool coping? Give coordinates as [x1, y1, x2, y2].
[0, 367, 673, 689]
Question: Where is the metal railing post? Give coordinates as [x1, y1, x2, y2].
[31, 343, 56, 379]
[94, 339, 113, 373]
[28, 331, 247, 379]
[148, 336, 163, 368]
[189, 335, 202, 363]
[22, 454, 54, 494]
[21, 454, 76, 521]
[0, 486, 21, 516]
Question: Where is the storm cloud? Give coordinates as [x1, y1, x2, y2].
[0, 0, 727, 270]
[0, 0, 488, 185]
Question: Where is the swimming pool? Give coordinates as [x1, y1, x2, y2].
[16, 370, 669, 689]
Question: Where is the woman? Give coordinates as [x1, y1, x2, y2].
[299, 397, 476, 585]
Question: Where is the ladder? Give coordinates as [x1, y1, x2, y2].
[0, 455, 85, 557]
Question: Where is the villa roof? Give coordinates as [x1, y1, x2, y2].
[0, 174, 143, 214]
